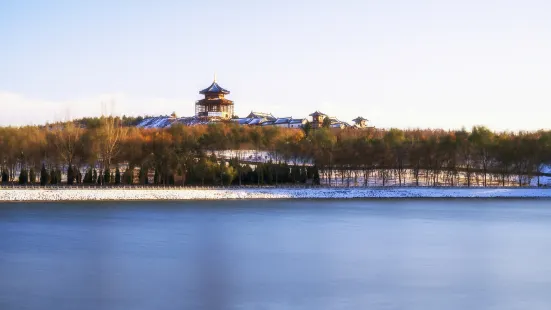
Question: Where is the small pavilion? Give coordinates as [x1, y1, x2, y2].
[309, 111, 328, 128]
[352, 116, 369, 128]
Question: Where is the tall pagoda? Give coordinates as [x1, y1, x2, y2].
[195, 78, 234, 120]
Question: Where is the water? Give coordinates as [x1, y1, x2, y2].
[1, 200, 551, 310]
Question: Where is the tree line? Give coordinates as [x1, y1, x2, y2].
[1, 116, 550, 187]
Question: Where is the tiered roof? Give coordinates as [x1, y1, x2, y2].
[199, 81, 230, 95]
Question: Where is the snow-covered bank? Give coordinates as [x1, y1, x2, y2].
[2, 188, 551, 201]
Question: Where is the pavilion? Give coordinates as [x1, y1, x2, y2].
[195, 78, 234, 120]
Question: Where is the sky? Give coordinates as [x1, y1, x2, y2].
[1, 0, 550, 131]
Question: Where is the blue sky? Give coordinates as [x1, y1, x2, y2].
[1, 0, 550, 130]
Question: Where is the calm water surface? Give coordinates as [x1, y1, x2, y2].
[1, 199, 551, 310]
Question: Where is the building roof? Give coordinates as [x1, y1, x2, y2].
[199, 81, 230, 95]
[247, 111, 276, 121]
[247, 118, 265, 125]
[290, 118, 306, 124]
[137, 116, 212, 128]
[309, 110, 327, 117]
[321, 116, 350, 128]
[330, 121, 351, 128]
[352, 116, 368, 123]
[274, 117, 292, 124]
[232, 118, 254, 125]
[136, 116, 176, 129]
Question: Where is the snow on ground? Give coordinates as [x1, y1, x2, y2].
[322, 166, 551, 188]
[530, 165, 551, 186]
[215, 150, 312, 165]
[1, 187, 551, 202]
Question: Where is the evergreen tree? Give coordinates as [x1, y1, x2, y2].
[83, 169, 88, 183]
[56, 170, 62, 185]
[40, 164, 49, 186]
[312, 166, 321, 185]
[75, 168, 82, 184]
[1, 168, 9, 183]
[29, 167, 36, 184]
[104, 168, 111, 184]
[92, 169, 98, 184]
[154, 168, 159, 184]
[124, 169, 133, 185]
[265, 163, 274, 185]
[83, 170, 88, 184]
[18, 169, 28, 185]
[84, 168, 90, 183]
[50, 169, 57, 184]
[67, 166, 75, 185]
[83, 168, 90, 183]
[138, 167, 145, 184]
[291, 166, 300, 183]
[115, 167, 121, 185]
[298, 166, 307, 183]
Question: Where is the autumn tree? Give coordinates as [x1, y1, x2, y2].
[40, 164, 49, 186]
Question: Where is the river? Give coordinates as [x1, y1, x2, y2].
[1, 200, 551, 310]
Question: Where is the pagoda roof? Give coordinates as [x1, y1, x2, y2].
[352, 116, 368, 122]
[199, 81, 230, 95]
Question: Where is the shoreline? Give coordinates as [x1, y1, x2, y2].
[2, 187, 551, 202]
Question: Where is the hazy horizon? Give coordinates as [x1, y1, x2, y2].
[1, 0, 550, 131]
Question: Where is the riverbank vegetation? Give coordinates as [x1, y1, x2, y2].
[1, 117, 550, 187]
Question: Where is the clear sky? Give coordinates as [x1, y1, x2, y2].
[1, 0, 550, 130]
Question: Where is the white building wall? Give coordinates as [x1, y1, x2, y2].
[274, 123, 290, 128]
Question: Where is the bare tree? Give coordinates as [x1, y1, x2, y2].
[95, 117, 128, 183]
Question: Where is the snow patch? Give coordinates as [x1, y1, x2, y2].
[1, 187, 551, 202]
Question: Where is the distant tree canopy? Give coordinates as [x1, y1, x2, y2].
[1, 117, 551, 187]
[74, 115, 144, 129]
